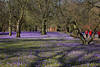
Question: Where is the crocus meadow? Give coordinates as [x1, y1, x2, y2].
[0, 32, 100, 67]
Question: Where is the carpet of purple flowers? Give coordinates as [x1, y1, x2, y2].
[0, 32, 78, 40]
[0, 32, 100, 67]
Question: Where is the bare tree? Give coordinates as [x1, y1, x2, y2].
[58, 0, 100, 45]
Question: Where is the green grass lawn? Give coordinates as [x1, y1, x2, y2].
[0, 39, 100, 67]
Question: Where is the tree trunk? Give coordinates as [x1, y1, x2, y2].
[9, 22, 12, 36]
[0, 27, 2, 32]
[2, 24, 6, 32]
[57, 25, 60, 32]
[82, 40, 89, 45]
[41, 19, 46, 35]
[16, 8, 24, 38]
[34, 25, 37, 32]
[16, 22, 21, 37]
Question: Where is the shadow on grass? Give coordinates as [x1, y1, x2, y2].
[58, 45, 100, 67]
[29, 44, 100, 67]
[0, 39, 100, 67]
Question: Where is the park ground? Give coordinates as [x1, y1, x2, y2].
[0, 32, 100, 67]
